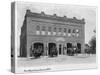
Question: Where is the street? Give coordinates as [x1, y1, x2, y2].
[17, 54, 96, 67]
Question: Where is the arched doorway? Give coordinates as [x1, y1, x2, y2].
[67, 43, 72, 48]
[67, 43, 73, 56]
[31, 42, 44, 58]
[34, 42, 44, 49]
[48, 43, 58, 57]
[77, 43, 81, 53]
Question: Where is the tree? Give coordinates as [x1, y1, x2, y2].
[89, 28, 96, 54]
[84, 44, 90, 54]
[89, 36, 96, 54]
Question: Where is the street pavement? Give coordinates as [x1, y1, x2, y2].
[17, 54, 96, 67]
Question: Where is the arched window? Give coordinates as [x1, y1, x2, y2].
[53, 27, 57, 35]
[48, 27, 52, 35]
[59, 28, 62, 32]
[68, 29, 71, 33]
[36, 26, 40, 35]
[36, 25, 40, 31]
[64, 28, 67, 33]
[42, 26, 46, 31]
[54, 27, 57, 32]
[73, 29, 76, 33]
[48, 27, 51, 32]
[58, 28, 62, 35]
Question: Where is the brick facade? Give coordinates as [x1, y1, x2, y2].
[20, 9, 85, 57]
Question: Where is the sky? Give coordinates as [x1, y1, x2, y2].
[16, 2, 96, 50]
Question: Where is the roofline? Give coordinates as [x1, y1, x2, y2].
[25, 9, 85, 24]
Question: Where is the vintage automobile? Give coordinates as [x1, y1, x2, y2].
[32, 47, 44, 58]
[67, 48, 74, 56]
[67, 46, 81, 56]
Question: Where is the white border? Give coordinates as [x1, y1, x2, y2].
[14, 1, 98, 73]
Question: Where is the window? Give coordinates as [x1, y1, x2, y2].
[48, 27, 51, 35]
[59, 28, 62, 32]
[54, 27, 57, 32]
[68, 29, 71, 33]
[72, 29, 76, 37]
[64, 28, 67, 32]
[36, 26, 40, 31]
[42, 26, 46, 31]
[73, 29, 75, 33]
[68, 29, 71, 37]
[53, 27, 57, 35]
[58, 28, 62, 35]
[41, 26, 46, 35]
[63, 28, 67, 36]
[76, 29, 79, 37]
[48, 27, 51, 32]
[36, 26, 40, 35]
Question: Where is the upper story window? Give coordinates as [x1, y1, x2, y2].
[53, 27, 57, 35]
[76, 29, 79, 33]
[59, 28, 62, 32]
[41, 26, 46, 35]
[68, 29, 71, 33]
[48, 27, 52, 35]
[53, 27, 57, 32]
[48, 27, 51, 32]
[76, 29, 79, 37]
[72, 29, 76, 37]
[36, 25, 40, 31]
[63, 28, 67, 36]
[64, 28, 67, 33]
[73, 29, 76, 33]
[36, 26, 40, 35]
[42, 26, 46, 31]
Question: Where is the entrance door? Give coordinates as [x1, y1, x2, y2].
[59, 44, 62, 55]
[67, 43, 72, 56]
[77, 43, 81, 53]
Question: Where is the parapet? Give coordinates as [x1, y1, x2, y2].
[25, 9, 85, 24]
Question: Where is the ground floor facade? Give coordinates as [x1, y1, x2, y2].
[20, 35, 85, 58]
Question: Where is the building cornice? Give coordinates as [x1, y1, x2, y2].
[25, 9, 85, 24]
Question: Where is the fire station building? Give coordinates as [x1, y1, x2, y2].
[20, 9, 85, 58]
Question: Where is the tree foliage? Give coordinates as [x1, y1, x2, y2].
[89, 36, 96, 54]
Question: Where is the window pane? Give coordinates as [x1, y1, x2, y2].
[42, 26, 46, 31]
[48, 27, 51, 31]
[68, 29, 71, 33]
[54, 27, 56, 32]
[64, 28, 67, 32]
[59, 28, 62, 32]
[73, 29, 75, 33]
[36, 26, 40, 30]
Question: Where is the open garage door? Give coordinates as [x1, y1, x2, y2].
[48, 43, 58, 57]
[31, 42, 44, 58]
[77, 43, 81, 53]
